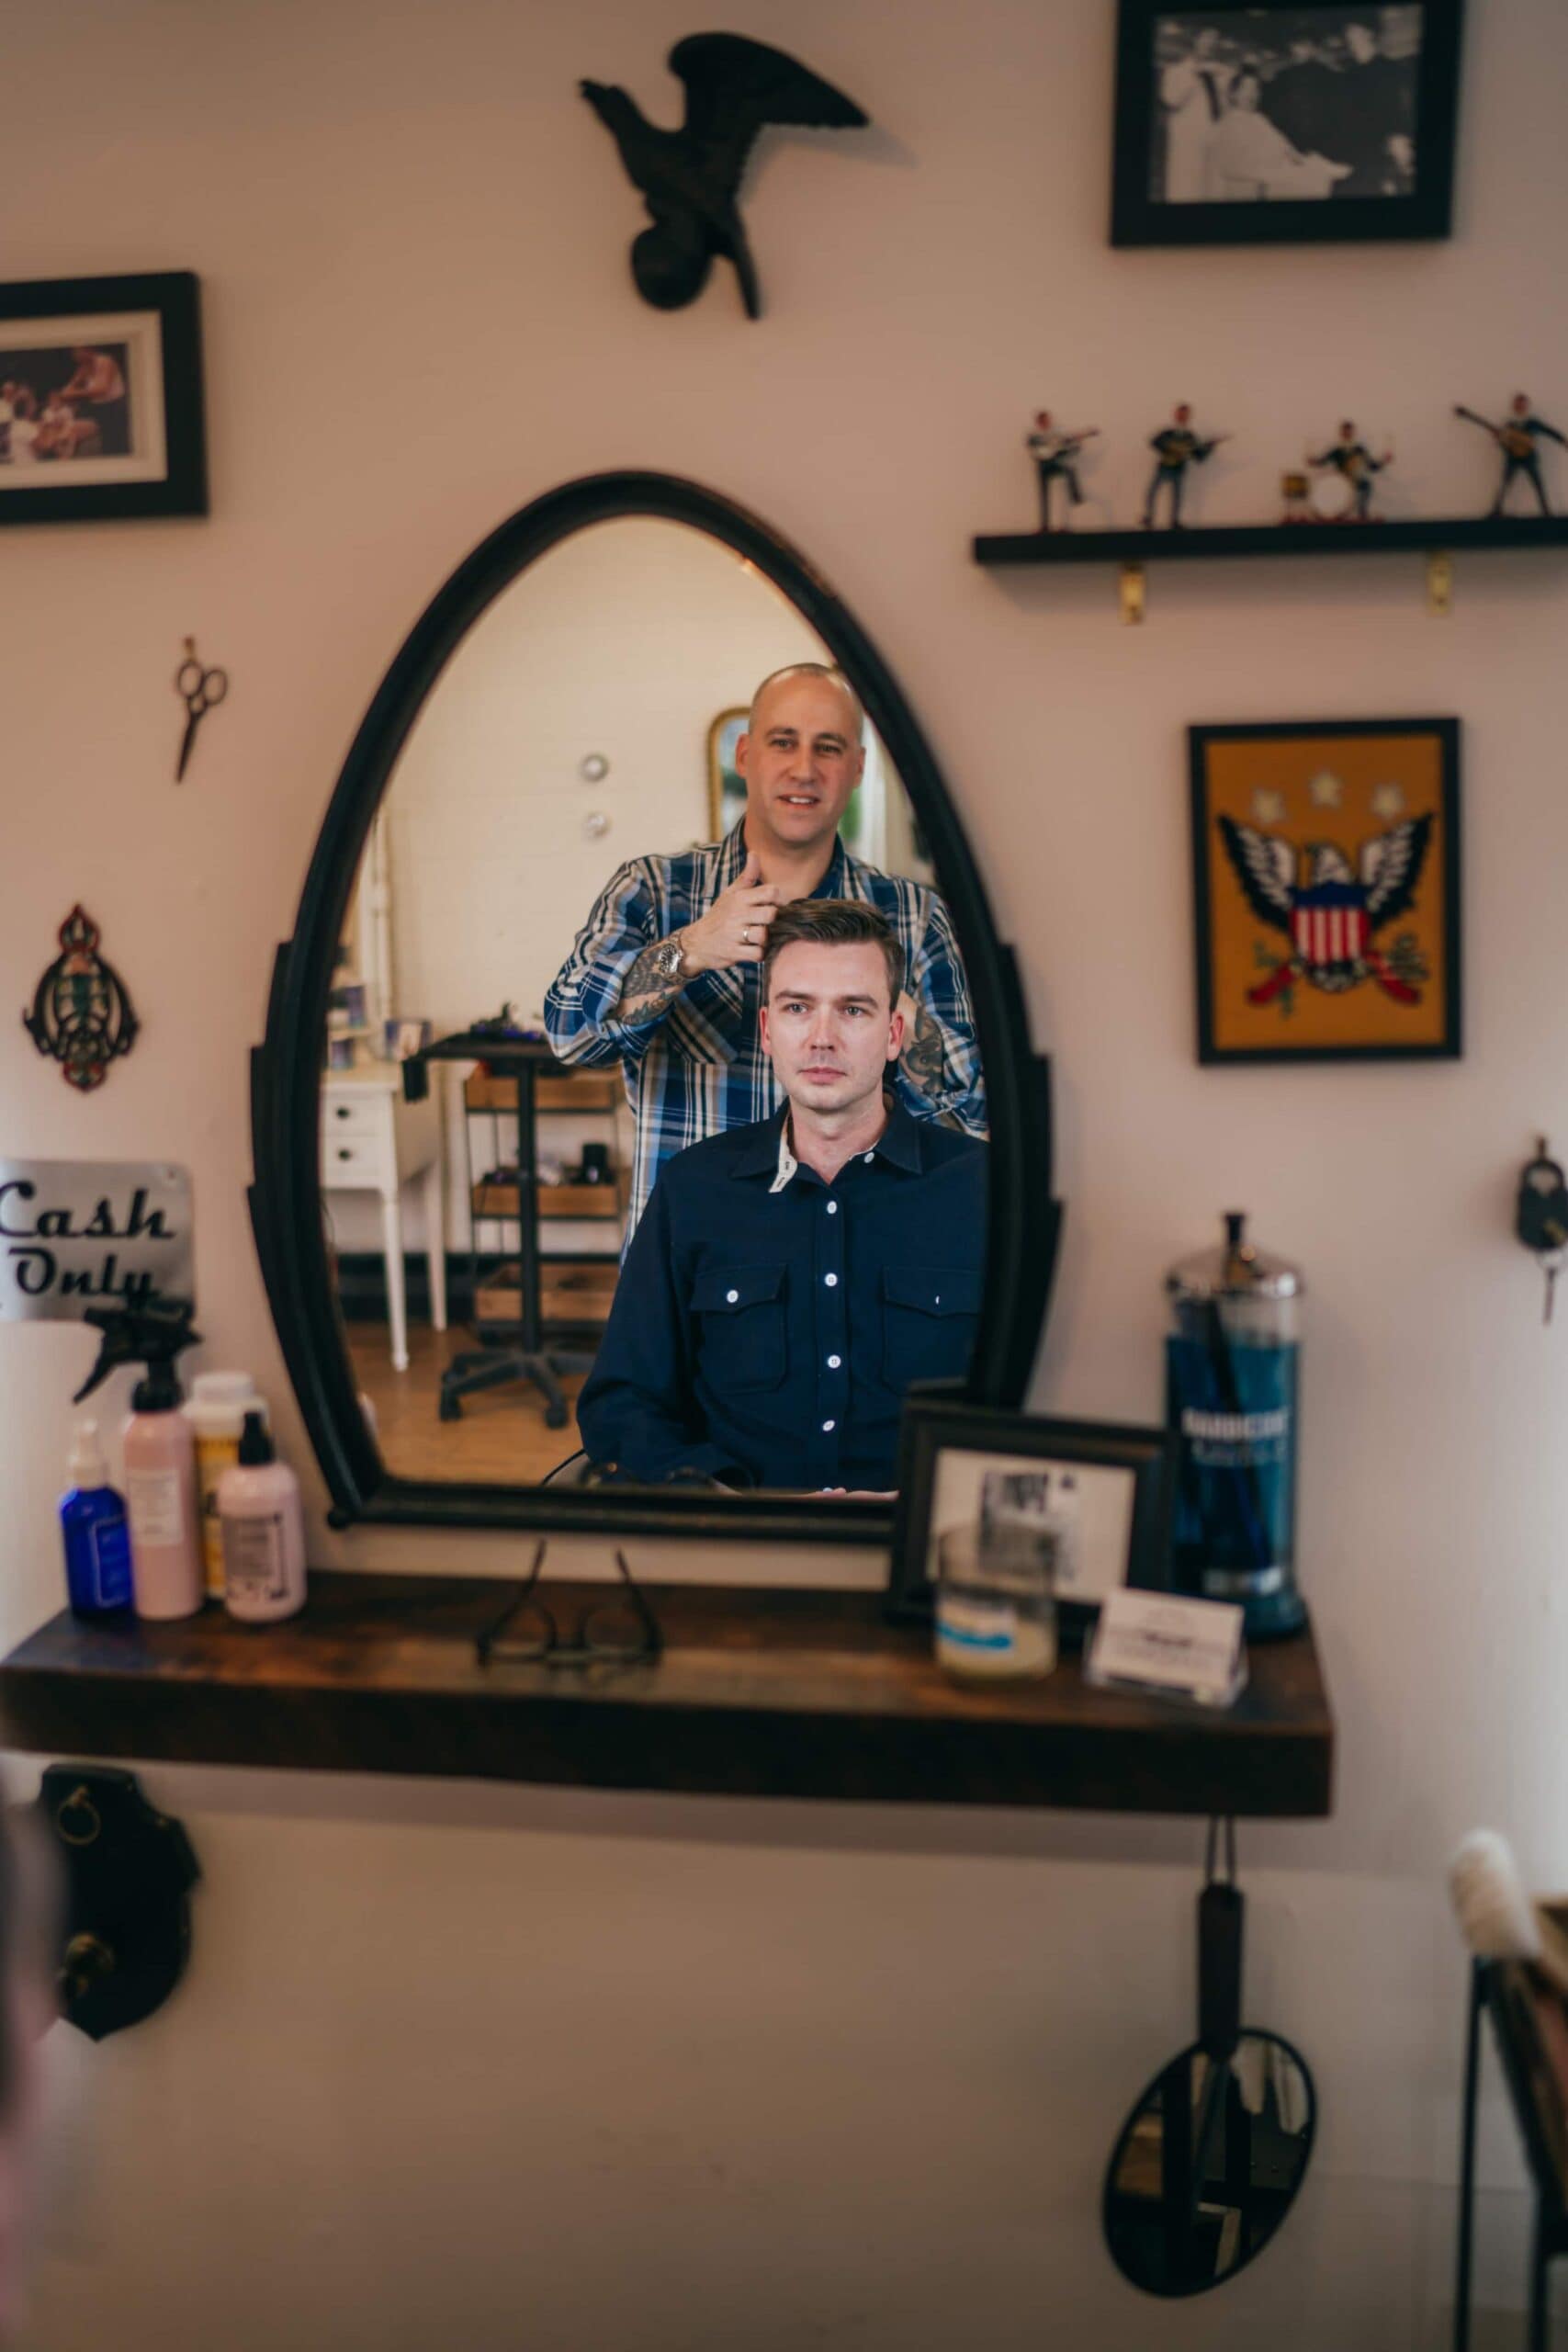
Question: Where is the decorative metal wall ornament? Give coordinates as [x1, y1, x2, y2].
[23, 907, 139, 1091]
[580, 34, 869, 319]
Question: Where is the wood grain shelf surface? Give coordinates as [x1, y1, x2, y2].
[0, 1574, 1334, 1816]
[973, 515, 1568, 565]
[473, 1182, 623, 1220]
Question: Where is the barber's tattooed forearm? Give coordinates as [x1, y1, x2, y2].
[903, 1001, 961, 1125]
[615, 939, 687, 1025]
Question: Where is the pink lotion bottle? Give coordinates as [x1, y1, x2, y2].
[123, 1344, 204, 1621]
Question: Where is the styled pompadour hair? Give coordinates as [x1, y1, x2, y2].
[761, 898, 904, 1008]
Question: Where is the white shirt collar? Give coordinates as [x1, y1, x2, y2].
[770, 1114, 799, 1194]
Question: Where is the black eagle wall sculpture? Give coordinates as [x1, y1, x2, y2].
[581, 33, 870, 320]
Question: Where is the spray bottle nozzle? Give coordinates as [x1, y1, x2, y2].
[73, 1296, 202, 1407]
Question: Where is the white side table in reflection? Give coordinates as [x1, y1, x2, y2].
[320, 1065, 446, 1371]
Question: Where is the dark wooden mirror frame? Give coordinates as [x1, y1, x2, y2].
[250, 471, 1059, 1544]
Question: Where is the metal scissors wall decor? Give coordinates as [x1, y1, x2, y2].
[174, 637, 227, 781]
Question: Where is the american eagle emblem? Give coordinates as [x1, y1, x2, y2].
[1217, 813, 1433, 1008]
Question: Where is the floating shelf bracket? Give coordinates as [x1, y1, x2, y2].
[1427, 548, 1454, 617]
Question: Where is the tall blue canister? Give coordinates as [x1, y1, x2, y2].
[1165, 1212, 1303, 1639]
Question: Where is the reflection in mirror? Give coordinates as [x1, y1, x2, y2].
[322, 517, 988, 1491]
[1102, 2031, 1315, 2298]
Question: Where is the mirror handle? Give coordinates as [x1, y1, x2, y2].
[1197, 1879, 1245, 2059]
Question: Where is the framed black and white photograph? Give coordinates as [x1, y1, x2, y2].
[886, 1395, 1174, 1632]
[1110, 1, 1463, 247]
[0, 273, 207, 525]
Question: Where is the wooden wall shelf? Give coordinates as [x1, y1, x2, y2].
[0, 1574, 1333, 1817]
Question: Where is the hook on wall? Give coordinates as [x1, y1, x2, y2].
[25, 1765, 198, 2041]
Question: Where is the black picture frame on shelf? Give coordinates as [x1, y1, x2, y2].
[0, 273, 207, 525]
[1110, 0, 1463, 248]
[886, 1393, 1173, 1636]
[1190, 716, 1461, 1065]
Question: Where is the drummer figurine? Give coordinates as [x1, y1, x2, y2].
[1308, 421, 1392, 522]
[1026, 409, 1100, 532]
[1141, 403, 1228, 530]
[1454, 392, 1567, 516]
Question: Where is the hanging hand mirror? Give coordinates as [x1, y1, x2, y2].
[1102, 1821, 1317, 2297]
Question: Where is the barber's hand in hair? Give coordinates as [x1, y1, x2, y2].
[681, 852, 782, 974]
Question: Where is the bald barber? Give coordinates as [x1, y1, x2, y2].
[545, 662, 986, 1238]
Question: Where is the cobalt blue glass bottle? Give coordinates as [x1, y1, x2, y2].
[1165, 1213, 1304, 1641]
[61, 1418, 133, 1616]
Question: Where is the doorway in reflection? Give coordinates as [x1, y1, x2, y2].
[324, 515, 985, 1487]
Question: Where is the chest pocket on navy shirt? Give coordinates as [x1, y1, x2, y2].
[881, 1266, 982, 1387]
[693, 1263, 788, 1391]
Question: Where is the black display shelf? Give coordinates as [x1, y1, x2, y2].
[974, 515, 1568, 566]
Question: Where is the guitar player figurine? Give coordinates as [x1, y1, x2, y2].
[1455, 393, 1567, 517]
[1025, 410, 1100, 532]
[1141, 403, 1230, 531]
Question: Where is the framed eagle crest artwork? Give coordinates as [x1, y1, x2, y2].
[1189, 718, 1461, 1064]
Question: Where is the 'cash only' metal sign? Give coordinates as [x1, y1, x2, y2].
[0, 1161, 194, 1321]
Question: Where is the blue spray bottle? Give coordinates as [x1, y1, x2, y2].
[61, 1418, 133, 1616]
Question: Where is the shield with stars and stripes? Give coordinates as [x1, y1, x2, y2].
[1291, 884, 1369, 983]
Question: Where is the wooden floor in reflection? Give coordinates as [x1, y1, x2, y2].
[347, 1324, 589, 1485]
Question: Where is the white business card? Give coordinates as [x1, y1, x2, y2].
[1084, 1589, 1247, 1710]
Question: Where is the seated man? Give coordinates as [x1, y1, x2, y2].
[577, 900, 986, 1492]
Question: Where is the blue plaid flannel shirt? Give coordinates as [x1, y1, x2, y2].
[544, 825, 987, 1238]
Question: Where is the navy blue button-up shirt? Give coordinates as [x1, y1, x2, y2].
[576, 1101, 987, 1492]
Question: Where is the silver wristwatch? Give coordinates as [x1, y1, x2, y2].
[651, 931, 687, 983]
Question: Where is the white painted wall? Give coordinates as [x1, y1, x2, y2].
[2, 0, 1566, 2341]
[382, 516, 824, 1035]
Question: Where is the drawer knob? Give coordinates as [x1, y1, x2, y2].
[335, 1105, 351, 1120]
[337, 1148, 352, 1160]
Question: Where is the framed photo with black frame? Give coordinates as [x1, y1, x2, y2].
[1110, 0, 1463, 248]
[1190, 716, 1461, 1065]
[0, 273, 208, 525]
[886, 1392, 1174, 1640]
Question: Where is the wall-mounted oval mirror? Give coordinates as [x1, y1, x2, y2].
[1103, 2030, 1316, 2297]
[251, 474, 1055, 1545]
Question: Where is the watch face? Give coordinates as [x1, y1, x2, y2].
[658, 939, 682, 978]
